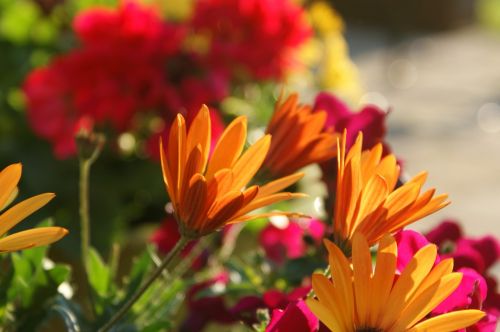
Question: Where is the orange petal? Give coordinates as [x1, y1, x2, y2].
[179, 145, 203, 207]
[233, 192, 306, 219]
[257, 172, 304, 198]
[352, 233, 372, 325]
[231, 134, 271, 190]
[159, 138, 176, 204]
[186, 105, 211, 173]
[368, 234, 397, 327]
[168, 114, 187, 201]
[0, 163, 22, 211]
[0, 227, 68, 252]
[0, 193, 55, 237]
[380, 244, 437, 329]
[206, 116, 247, 180]
[183, 174, 208, 231]
[408, 310, 485, 332]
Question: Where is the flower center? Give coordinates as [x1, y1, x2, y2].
[356, 328, 383, 332]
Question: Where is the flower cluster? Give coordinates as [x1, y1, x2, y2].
[150, 94, 496, 331]
[396, 222, 500, 330]
[191, 0, 312, 80]
[23, 0, 311, 158]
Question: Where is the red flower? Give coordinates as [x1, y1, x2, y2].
[150, 217, 207, 270]
[191, 0, 311, 79]
[266, 300, 319, 332]
[181, 273, 236, 332]
[23, 2, 228, 159]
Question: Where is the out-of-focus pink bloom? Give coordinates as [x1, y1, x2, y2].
[396, 225, 500, 331]
[425, 220, 463, 246]
[424, 221, 500, 315]
[266, 300, 319, 332]
[259, 219, 325, 265]
[191, 0, 312, 80]
[313, 92, 388, 150]
[150, 217, 207, 270]
[181, 273, 235, 332]
[395, 229, 440, 272]
[312, 92, 390, 201]
[262, 287, 311, 310]
[433, 267, 487, 314]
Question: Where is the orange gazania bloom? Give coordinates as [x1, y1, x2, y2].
[307, 233, 485, 331]
[333, 131, 449, 252]
[160, 106, 305, 238]
[0, 163, 68, 252]
[264, 93, 338, 177]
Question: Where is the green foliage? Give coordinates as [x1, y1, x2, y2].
[0, 219, 72, 331]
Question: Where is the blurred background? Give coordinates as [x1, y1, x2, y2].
[0, 0, 499, 256]
[0, 0, 499, 330]
[333, 0, 500, 237]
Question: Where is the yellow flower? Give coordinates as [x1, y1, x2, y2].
[307, 233, 486, 331]
[308, 1, 344, 36]
[333, 131, 449, 252]
[160, 106, 305, 238]
[264, 93, 338, 177]
[0, 163, 68, 252]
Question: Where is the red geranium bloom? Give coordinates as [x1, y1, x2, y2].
[191, 0, 312, 79]
[24, 2, 228, 159]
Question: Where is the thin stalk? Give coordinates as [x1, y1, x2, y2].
[98, 236, 190, 332]
[78, 156, 100, 320]
[79, 160, 91, 275]
[218, 223, 245, 260]
[137, 236, 211, 326]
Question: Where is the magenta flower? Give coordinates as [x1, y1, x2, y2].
[433, 267, 487, 314]
[312, 92, 390, 201]
[259, 219, 325, 265]
[395, 229, 440, 272]
[396, 226, 500, 331]
[313, 92, 388, 150]
[266, 300, 319, 332]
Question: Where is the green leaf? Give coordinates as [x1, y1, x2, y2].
[141, 320, 171, 332]
[0, 0, 40, 44]
[48, 265, 71, 285]
[120, 249, 152, 305]
[281, 256, 325, 286]
[87, 248, 110, 298]
[10, 252, 32, 306]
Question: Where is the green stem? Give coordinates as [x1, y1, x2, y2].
[218, 223, 245, 260]
[78, 158, 98, 320]
[138, 236, 211, 325]
[98, 236, 190, 332]
[79, 160, 91, 274]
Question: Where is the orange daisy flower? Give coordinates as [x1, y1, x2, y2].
[0, 163, 68, 252]
[307, 233, 485, 332]
[333, 131, 449, 253]
[264, 93, 338, 177]
[160, 106, 305, 238]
